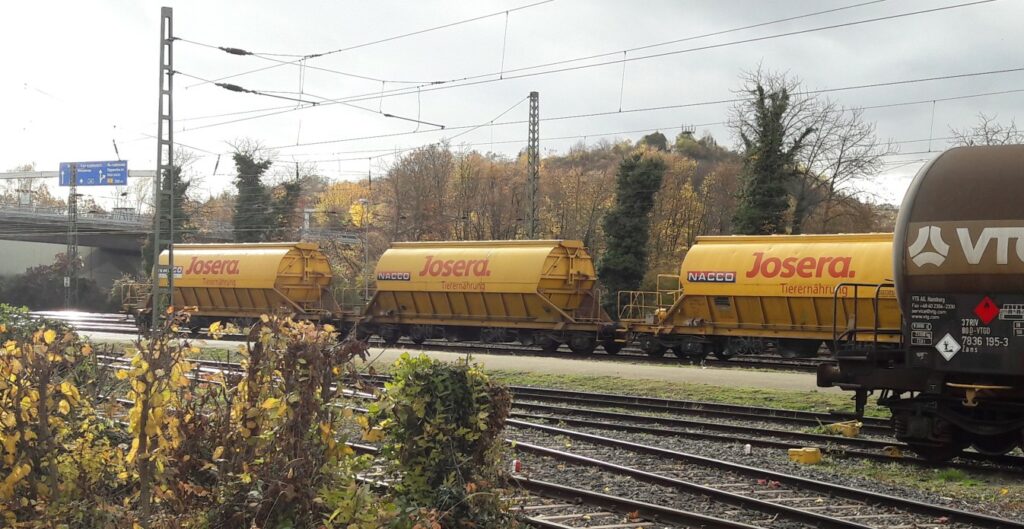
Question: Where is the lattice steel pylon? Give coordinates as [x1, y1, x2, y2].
[526, 91, 539, 239]
[65, 164, 78, 309]
[150, 6, 175, 332]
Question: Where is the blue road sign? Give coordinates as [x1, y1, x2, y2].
[59, 160, 128, 186]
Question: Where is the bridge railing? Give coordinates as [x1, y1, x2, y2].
[0, 201, 150, 226]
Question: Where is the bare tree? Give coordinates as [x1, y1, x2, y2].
[730, 67, 820, 155]
[1, 163, 51, 208]
[950, 113, 1023, 146]
[730, 67, 893, 234]
[794, 105, 895, 233]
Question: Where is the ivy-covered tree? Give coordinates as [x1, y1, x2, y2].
[731, 70, 814, 235]
[598, 148, 667, 314]
[268, 179, 302, 240]
[231, 140, 305, 242]
[232, 141, 274, 242]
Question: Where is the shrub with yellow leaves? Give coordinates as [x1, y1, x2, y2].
[204, 314, 380, 528]
[0, 321, 131, 528]
[119, 308, 197, 524]
[0, 308, 523, 529]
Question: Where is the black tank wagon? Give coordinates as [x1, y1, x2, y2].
[820, 145, 1024, 460]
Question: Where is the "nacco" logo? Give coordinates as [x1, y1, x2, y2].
[745, 252, 854, 278]
[418, 255, 492, 277]
[186, 257, 240, 275]
[687, 271, 736, 283]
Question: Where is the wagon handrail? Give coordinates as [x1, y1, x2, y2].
[831, 281, 896, 355]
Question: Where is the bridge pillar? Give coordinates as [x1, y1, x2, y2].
[0, 241, 141, 290]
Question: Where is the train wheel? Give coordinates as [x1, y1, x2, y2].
[380, 328, 401, 347]
[638, 336, 667, 358]
[713, 337, 751, 360]
[568, 335, 596, 355]
[672, 346, 707, 362]
[713, 349, 736, 360]
[540, 340, 561, 354]
[134, 312, 152, 333]
[409, 325, 429, 345]
[601, 340, 623, 355]
[971, 432, 1020, 456]
[777, 339, 822, 358]
[907, 443, 961, 462]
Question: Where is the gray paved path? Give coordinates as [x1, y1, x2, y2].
[86, 330, 836, 393]
[360, 346, 838, 393]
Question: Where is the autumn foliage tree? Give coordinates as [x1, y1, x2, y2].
[539, 141, 621, 248]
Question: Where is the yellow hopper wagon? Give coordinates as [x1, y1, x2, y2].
[620, 233, 901, 360]
[361, 240, 617, 353]
[131, 242, 344, 330]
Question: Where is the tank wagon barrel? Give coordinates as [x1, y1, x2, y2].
[620, 233, 900, 361]
[820, 145, 1024, 460]
[129, 242, 345, 329]
[359, 239, 618, 353]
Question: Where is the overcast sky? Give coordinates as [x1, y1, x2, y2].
[2, 0, 1022, 206]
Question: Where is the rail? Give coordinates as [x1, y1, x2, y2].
[617, 290, 660, 320]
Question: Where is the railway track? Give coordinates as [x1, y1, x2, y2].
[351, 412, 1024, 527]
[34, 310, 828, 372]
[93, 354, 1024, 526]
[350, 443, 755, 529]
[95, 355, 1024, 470]
[511, 404, 1024, 473]
[508, 385, 891, 432]
[507, 421, 1024, 529]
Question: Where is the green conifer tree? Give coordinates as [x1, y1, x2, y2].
[598, 148, 667, 315]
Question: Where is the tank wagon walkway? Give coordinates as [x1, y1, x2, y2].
[362, 347, 837, 393]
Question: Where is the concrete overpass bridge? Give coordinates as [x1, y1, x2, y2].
[0, 169, 159, 251]
[0, 203, 152, 251]
[1, 183, 362, 288]
[0, 169, 362, 288]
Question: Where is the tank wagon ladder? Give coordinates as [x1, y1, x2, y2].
[616, 274, 684, 322]
[618, 275, 727, 360]
[829, 281, 902, 416]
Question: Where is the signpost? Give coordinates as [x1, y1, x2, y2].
[59, 160, 128, 186]
[59, 160, 129, 308]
